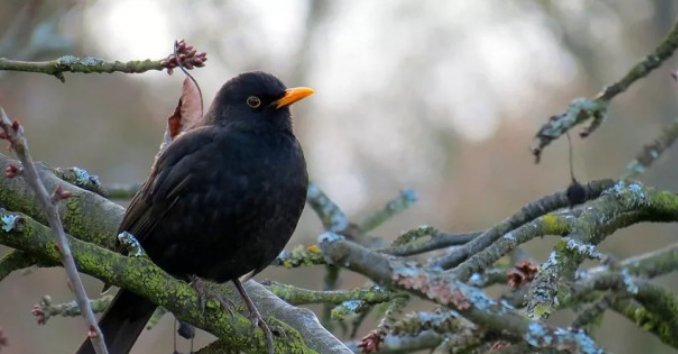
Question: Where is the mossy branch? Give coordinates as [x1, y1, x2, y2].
[428, 179, 615, 271]
[525, 180, 678, 320]
[0, 208, 317, 354]
[0, 152, 350, 354]
[318, 236, 608, 354]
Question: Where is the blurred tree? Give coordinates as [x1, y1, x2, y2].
[2, 1, 678, 354]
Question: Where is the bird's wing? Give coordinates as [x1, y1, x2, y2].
[103, 127, 217, 292]
[117, 126, 217, 245]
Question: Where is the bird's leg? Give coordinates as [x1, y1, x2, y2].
[233, 278, 285, 354]
[190, 275, 235, 320]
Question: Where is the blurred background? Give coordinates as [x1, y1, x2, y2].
[1, 1, 678, 353]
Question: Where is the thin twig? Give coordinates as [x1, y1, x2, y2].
[531, 18, 678, 161]
[379, 226, 480, 257]
[0, 107, 108, 354]
[32, 295, 113, 325]
[307, 182, 349, 233]
[624, 116, 678, 178]
[360, 189, 417, 233]
[264, 281, 400, 306]
[0, 43, 206, 82]
[0, 1, 77, 81]
[428, 179, 615, 271]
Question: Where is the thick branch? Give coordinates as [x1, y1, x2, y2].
[0, 250, 37, 281]
[0, 209, 319, 354]
[0, 152, 349, 354]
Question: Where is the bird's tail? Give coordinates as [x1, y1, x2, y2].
[74, 289, 157, 354]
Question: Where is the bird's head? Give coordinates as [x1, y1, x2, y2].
[205, 71, 314, 133]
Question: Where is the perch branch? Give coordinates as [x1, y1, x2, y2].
[0, 209, 327, 354]
[0, 151, 350, 354]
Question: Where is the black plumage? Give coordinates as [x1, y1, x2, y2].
[75, 71, 312, 354]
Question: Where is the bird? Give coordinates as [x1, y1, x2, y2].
[75, 71, 313, 354]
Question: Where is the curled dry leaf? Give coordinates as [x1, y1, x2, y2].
[179, 76, 204, 132]
[161, 76, 204, 152]
[507, 260, 539, 288]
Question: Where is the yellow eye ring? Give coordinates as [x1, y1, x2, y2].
[246, 96, 261, 108]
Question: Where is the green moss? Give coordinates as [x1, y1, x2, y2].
[541, 214, 571, 235]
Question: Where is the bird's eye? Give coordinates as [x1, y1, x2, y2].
[246, 96, 261, 108]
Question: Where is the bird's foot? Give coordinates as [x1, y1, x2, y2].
[232, 279, 285, 354]
[245, 302, 285, 354]
[190, 275, 235, 320]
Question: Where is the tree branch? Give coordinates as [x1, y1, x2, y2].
[264, 281, 401, 306]
[0, 107, 108, 354]
[378, 226, 480, 257]
[624, 115, 678, 178]
[0, 151, 350, 354]
[524, 180, 678, 320]
[319, 236, 607, 354]
[0, 40, 206, 82]
[0, 250, 36, 281]
[531, 18, 678, 160]
[0, 208, 324, 354]
[428, 179, 614, 271]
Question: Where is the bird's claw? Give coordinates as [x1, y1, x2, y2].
[215, 295, 235, 321]
[190, 276, 235, 321]
[190, 276, 208, 315]
[245, 304, 287, 354]
[270, 324, 286, 340]
[248, 311, 276, 354]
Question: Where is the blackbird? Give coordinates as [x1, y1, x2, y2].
[75, 71, 313, 354]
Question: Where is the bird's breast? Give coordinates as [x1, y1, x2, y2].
[146, 130, 307, 281]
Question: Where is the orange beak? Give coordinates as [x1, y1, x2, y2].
[274, 87, 315, 108]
